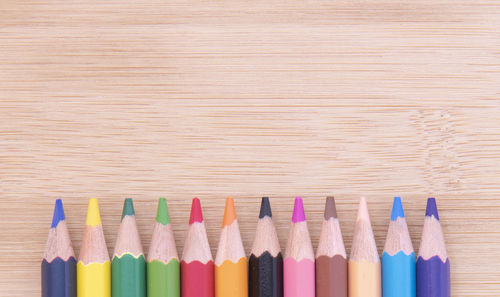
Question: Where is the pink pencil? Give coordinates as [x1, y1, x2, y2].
[284, 197, 315, 297]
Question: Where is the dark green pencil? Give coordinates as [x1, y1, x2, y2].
[112, 198, 146, 297]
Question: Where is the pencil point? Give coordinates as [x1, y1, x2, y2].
[156, 197, 170, 225]
[324, 196, 337, 219]
[222, 197, 237, 227]
[391, 196, 405, 221]
[259, 197, 272, 218]
[51, 199, 65, 228]
[425, 197, 439, 220]
[189, 197, 203, 224]
[292, 197, 306, 222]
[86, 198, 101, 226]
[121, 198, 135, 220]
[357, 197, 370, 222]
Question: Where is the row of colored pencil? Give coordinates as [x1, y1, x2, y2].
[42, 196, 450, 297]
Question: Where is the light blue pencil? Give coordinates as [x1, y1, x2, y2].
[382, 197, 416, 297]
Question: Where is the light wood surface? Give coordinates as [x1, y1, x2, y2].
[1, 0, 500, 296]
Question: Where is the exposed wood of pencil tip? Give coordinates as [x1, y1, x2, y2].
[215, 201, 246, 265]
[113, 215, 143, 257]
[350, 198, 379, 263]
[182, 220, 213, 264]
[251, 216, 281, 257]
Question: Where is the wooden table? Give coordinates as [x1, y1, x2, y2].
[1, 0, 499, 296]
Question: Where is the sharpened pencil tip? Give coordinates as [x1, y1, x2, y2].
[357, 197, 370, 222]
[292, 197, 306, 223]
[121, 198, 135, 220]
[324, 196, 337, 219]
[86, 198, 101, 226]
[156, 197, 170, 225]
[391, 196, 405, 221]
[222, 197, 237, 227]
[425, 197, 439, 220]
[51, 199, 65, 228]
[259, 197, 272, 219]
[189, 197, 203, 224]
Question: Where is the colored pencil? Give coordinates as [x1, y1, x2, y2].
[315, 196, 347, 297]
[249, 197, 283, 297]
[284, 197, 315, 297]
[112, 198, 146, 297]
[42, 199, 76, 297]
[416, 198, 450, 297]
[147, 198, 180, 297]
[349, 197, 381, 297]
[181, 198, 214, 297]
[78, 198, 111, 297]
[215, 198, 248, 297]
[382, 197, 416, 297]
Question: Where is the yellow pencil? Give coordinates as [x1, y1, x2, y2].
[77, 198, 111, 297]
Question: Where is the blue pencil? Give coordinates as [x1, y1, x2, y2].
[416, 198, 450, 297]
[42, 199, 77, 297]
[382, 197, 416, 297]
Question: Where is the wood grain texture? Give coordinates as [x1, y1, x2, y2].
[0, 0, 499, 296]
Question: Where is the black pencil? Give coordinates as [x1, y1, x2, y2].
[249, 197, 283, 297]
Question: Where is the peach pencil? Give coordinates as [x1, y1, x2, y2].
[348, 197, 381, 297]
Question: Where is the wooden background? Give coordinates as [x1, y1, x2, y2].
[1, 0, 500, 296]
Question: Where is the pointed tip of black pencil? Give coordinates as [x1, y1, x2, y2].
[259, 197, 272, 218]
[324, 196, 337, 219]
[425, 197, 439, 220]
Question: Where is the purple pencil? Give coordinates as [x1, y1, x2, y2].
[416, 198, 450, 297]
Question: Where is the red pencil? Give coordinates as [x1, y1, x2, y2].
[181, 198, 214, 297]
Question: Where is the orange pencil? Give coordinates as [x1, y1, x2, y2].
[215, 198, 248, 297]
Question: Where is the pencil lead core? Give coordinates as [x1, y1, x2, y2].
[425, 197, 439, 220]
[357, 197, 370, 222]
[391, 196, 405, 221]
[86, 198, 101, 226]
[292, 197, 306, 223]
[51, 199, 66, 228]
[121, 198, 135, 220]
[222, 197, 237, 227]
[156, 197, 170, 225]
[324, 196, 337, 219]
[259, 197, 272, 219]
[189, 197, 204, 224]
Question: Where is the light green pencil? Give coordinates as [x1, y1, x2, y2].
[147, 198, 180, 297]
